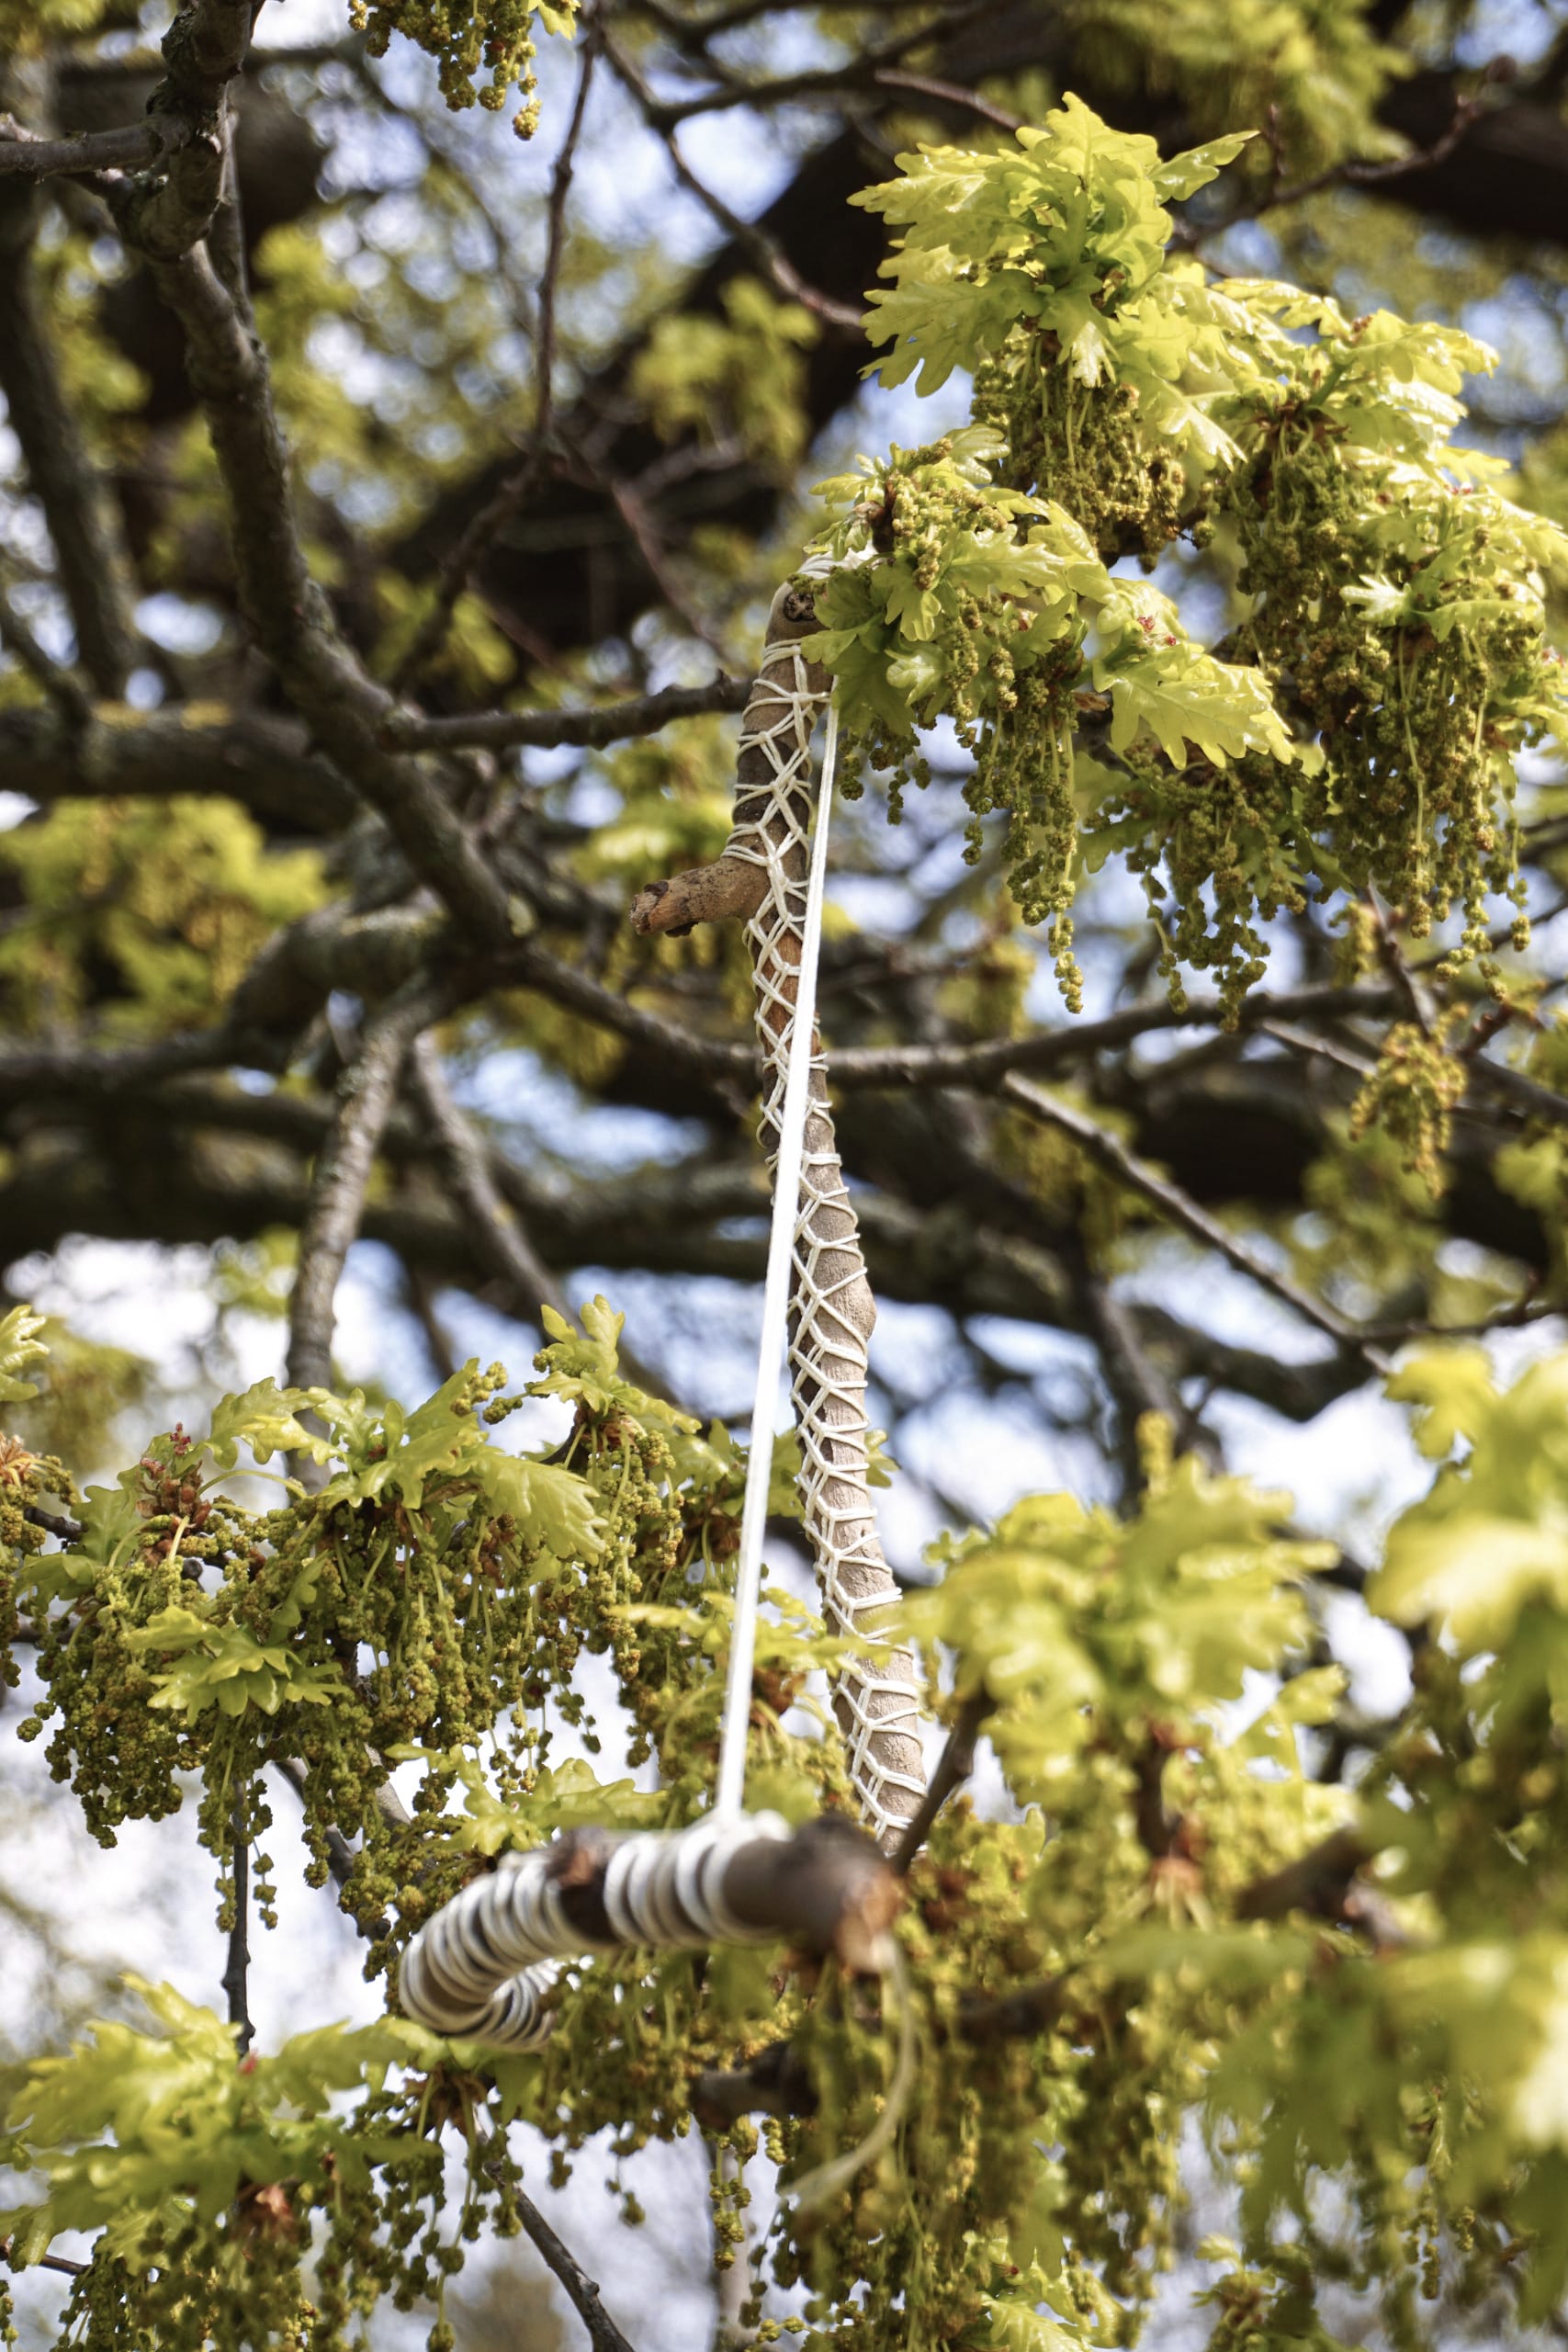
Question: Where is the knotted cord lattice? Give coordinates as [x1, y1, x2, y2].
[400, 1814, 793, 2050]
[394, 588, 925, 2047]
[721, 594, 926, 1849]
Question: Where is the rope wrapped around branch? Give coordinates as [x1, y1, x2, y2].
[399, 1814, 900, 2047]
[631, 582, 928, 1849]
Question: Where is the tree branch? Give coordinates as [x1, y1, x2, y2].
[388, 18, 600, 694]
[0, 117, 177, 179]
[891, 1690, 992, 1876]
[222, 1801, 254, 2058]
[0, 189, 138, 694]
[602, 31, 863, 330]
[0, 580, 91, 721]
[274, 1758, 357, 1892]
[0, 2240, 87, 2279]
[120, 235, 514, 944]
[1233, 1825, 1374, 1922]
[511, 2188, 639, 2352]
[286, 977, 450, 1396]
[828, 984, 1402, 1089]
[407, 1033, 569, 1329]
[380, 673, 753, 753]
[998, 1074, 1390, 1374]
[0, 704, 357, 832]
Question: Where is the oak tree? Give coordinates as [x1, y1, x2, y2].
[3, 3, 1568, 2347]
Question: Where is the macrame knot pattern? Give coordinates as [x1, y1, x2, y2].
[729, 640, 926, 1848]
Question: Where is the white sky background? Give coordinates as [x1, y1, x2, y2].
[6, 6, 1568, 2345]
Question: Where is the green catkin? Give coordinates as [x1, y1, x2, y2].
[348, 0, 576, 133]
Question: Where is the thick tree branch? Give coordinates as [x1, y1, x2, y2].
[0, 704, 357, 833]
[0, 118, 177, 179]
[0, 192, 138, 694]
[121, 237, 513, 944]
[102, 0, 263, 261]
[402, 1816, 902, 2050]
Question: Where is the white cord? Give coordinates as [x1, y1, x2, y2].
[714, 699, 839, 1821]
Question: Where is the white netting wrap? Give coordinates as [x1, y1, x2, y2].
[725, 626, 926, 1849]
[400, 1813, 792, 2051]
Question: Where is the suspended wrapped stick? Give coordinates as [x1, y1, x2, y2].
[400, 1814, 901, 2050]
[631, 582, 929, 1850]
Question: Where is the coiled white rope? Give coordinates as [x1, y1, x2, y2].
[401, 1815, 792, 2052]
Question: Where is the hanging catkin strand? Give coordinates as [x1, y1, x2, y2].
[632, 581, 928, 1849]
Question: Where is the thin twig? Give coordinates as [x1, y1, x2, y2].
[287, 977, 451, 1396]
[871, 68, 1023, 130]
[0, 2239, 88, 2278]
[379, 673, 752, 752]
[389, 19, 600, 695]
[602, 32, 861, 330]
[827, 982, 1400, 1090]
[998, 1074, 1390, 1374]
[1179, 72, 1495, 248]
[222, 1800, 254, 2058]
[535, 23, 598, 450]
[892, 1689, 992, 1875]
[0, 582, 91, 721]
[512, 2188, 639, 2352]
[1075, 1262, 1195, 1494]
[639, 0, 992, 128]
[275, 1758, 358, 1893]
[408, 1034, 569, 1328]
[607, 472, 728, 655]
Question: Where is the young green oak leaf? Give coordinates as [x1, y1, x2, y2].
[0, 1302, 47, 1405]
[122, 1604, 345, 1723]
[1089, 586, 1296, 768]
[0, 1975, 441, 2256]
